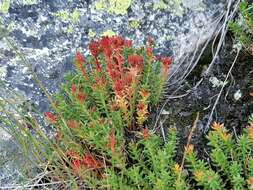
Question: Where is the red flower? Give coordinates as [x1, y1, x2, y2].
[108, 131, 117, 152]
[95, 59, 102, 72]
[72, 159, 82, 172]
[111, 36, 125, 49]
[100, 37, 112, 58]
[71, 84, 77, 94]
[44, 112, 57, 124]
[77, 92, 86, 103]
[142, 128, 150, 140]
[161, 57, 172, 67]
[114, 80, 124, 95]
[67, 120, 79, 129]
[128, 55, 144, 68]
[113, 54, 124, 68]
[75, 51, 85, 64]
[75, 52, 88, 79]
[137, 102, 147, 111]
[146, 47, 153, 59]
[124, 39, 133, 47]
[66, 150, 81, 160]
[161, 57, 172, 76]
[82, 153, 103, 169]
[89, 40, 100, 58]
[109, 70, 120, 80]
[124, 72, 133, 86]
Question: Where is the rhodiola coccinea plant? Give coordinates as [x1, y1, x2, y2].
[42, 35, 173, 187]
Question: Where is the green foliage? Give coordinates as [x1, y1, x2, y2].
[186, 122, 253, 190]
[229, 0, 253, 49]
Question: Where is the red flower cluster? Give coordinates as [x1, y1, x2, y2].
[161, 57, 172, 75]
[67, 151, 103, 172]
[128, 55, 144, 70]
[71, 83, 86, 103]
[67, 119, 79, 129]
[142, 128, 150, 140]
[75, 51, 88, 79]
[87, 36, 137, 97]
[44, 112, 57, 124]
[108, 130, 117, 153]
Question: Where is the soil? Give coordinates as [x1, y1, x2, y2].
[159, 35, 253, 161]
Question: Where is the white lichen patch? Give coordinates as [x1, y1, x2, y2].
[23, 0, 38, 5]
[0, 128, 11, 140]
[182, 0, 205, 11]
[0, 66, 7, 80]
[209, 76, 228, 88]
[234, 89, 242, 101]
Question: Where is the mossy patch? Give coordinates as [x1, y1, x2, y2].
[153, 0, 184, 17]
[129, 20, 140, 29]
[88, 29, 96, 38]
[0, 0, 10, 14]
[102, 29, 116, 37]
[153, 0, 168, 10]
[95, 0, 132, 15]
[53, 9, 81, 23]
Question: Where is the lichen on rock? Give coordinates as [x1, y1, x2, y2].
[0, 0, 10, 14]
[95, 0, 132, 15]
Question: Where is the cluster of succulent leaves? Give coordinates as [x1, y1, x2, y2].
[229, 0, 253, 49]
[41, 35, 173, 188]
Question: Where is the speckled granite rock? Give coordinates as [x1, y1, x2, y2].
[0, 0, 225, 186]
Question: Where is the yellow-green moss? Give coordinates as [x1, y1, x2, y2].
[53, 9, 81, 23]
[153, 0, 184, 17]
[0, 0, 10, 14]
[88, 29, 96, 38]
[53, 10, 69, 22]
[95, 0, 132, 15]
[102, 29, 116, 37]
[67, 25, 73, 34]
[71, 9, 81, 23]
[129, 20, 140, 29]
[153, 0, 167, 10]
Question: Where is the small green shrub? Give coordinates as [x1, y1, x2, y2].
[229, 0, 253, 49]
[186, 122, 253, 190]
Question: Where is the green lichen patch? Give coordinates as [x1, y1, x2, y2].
[71, 9, 81, 23]
[102, 29, 116, 37]
[0, 0, 10, 14]
[53, 9, 81, 23]
[153, 0, 184, 17]
[88, 29, 96, 38]
[129, 20, 140, 29]
[95, 0, 132, 15]
[153, 0, 168, 10]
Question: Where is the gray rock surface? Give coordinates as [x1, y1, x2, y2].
[0, 0, 225, 186]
